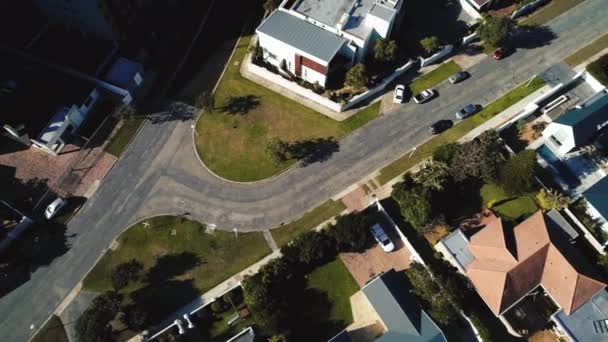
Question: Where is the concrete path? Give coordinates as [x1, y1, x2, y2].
[2, 1, 607, 341]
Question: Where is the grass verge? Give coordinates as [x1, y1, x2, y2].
[376, 77, 546, 185]
[305, 258, 359, 336]
[195, 34, 381, 182]
[271, 200, 346, 248]
[31, 315, 68, 342]
[520, 0, 585, 26]
[82, 216, 270, 295]
[564, 33, 608, 67]
[104, 118, 145, 157]
[409, 60, 461, 95]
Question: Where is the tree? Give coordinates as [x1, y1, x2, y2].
[420, 36, 440, 54]
[450, 130, 508, 182]
[392, 180, 432, 231]
[477, 16, 512, 49]
[385, 40, 398, 62]
[268, 335, 288, 342]
[374, 38, 387, 61]
[499, 149, 537, 195]
[345, 64, 368, 90]
[111, 259, 143, 290]
[281, 231, 335, 267]
[122, 305, 148, 331]
[328, 212, 373, 253]
[405, 263, 457, 326]
[413, 161, 449, 191]
[76, 292, 121, 342]
[267, 138, 292, 165]
[263, 0, 280, 12]
[536, 188, 571, 211]
[432, 143, 459, 164]
[374, 39, 399, 62]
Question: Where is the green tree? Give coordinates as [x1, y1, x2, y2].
[263, 0, 280, 12]
[281, 230, 336, 267]
[405, 263, 457, 326]
[111, 259, 143, 290]
[268, 335, 288, 342]
[374, 38, 387, 61]
[536, 188, 571, 211]
[499, 149, 537, 195]
[413, 161, 449, 191]
[477, 16, 512, 50]
[420, 36, 440, 54]
[121, 305, 148, 331]
[75, 292, 121, 342]
[267, 138, 292, 165]
[432, 143, 459, 164]
[450, 130, 507, 182]
[392, 180, 432, 231]
[328, 212, 373, 253]
[345, 64, 368, 90]
[374, 39, 399, 62]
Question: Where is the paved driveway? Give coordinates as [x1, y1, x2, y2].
[2, 1, 608, 341]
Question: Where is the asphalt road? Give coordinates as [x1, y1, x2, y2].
[2, 1, 608, 341]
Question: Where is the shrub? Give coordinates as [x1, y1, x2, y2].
[281, 231, 336, 268]
[210, 300, 226, 313]
[111, 259, 143, 291]
[536, 188, 570, 211]
[499, 149, 537, 195]
[328, 212, 374, 253]
[345, 64, 368, 90]
[122, 305, 148, 331]
[587, 54, 608, 86]
[420, 36, 440, 54]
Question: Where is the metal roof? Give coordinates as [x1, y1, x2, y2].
[441, 229, 474, 269]
[584, 177, 608, 222]
[554, 94, 608, 147]
[369, 3, 396, 22]
[546, 209, 579, 242]
[554, 290, 608, 342]
[256, 10, 347, 63]
[362, 270, 447, 342]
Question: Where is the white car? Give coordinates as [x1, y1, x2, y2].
[393, 84, 405, 104]
[45, 197, 67, 219]
[369, 223, 395, 252]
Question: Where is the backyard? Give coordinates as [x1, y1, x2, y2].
[480, 183, 539, 222]
[81, 216, 271, 323]
[194, 34, 381, 182]
[377, 77, 546, 185]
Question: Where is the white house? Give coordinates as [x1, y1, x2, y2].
[256, 0, 403, 87]
[542, 91, 608, 157]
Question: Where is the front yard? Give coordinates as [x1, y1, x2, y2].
[194, 34, 381, 182]
[82, 216, 271, 323]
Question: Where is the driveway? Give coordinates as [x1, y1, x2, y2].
[1, 1, 607, 341]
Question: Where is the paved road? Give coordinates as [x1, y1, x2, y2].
[2, 1, 607, 341]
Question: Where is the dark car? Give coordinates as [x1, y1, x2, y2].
[429, 120, 453, 135]
[455, 104, 481, 120]
[413, 88, 436, 104]
[449, 71, 469, 84]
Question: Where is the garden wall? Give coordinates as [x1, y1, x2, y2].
[419, 45, 454, 68]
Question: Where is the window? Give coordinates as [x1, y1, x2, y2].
[550, 135, 562, 147]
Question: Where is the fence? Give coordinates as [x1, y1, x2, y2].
[419, 45, 454, 68]
[374, 200, 425, 265]
[511, 0, 548, 19]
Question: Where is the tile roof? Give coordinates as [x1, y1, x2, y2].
[256, 10, 347, 63]
[466, 211, 606, 315]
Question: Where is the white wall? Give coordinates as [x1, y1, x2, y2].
[365, 13, 391, 39]
[541, 123, 576, 156]
[583, 71, 608, 92]
[458, 0, 482, 21]
[301, 65, 327, 85]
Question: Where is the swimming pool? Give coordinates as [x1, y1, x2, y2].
[536, 145, 581, 189]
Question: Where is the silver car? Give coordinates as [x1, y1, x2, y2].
[369, 223, 395, 252]
[45, 197, 67, 219]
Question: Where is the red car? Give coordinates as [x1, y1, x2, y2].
[492, 47, 508, 60]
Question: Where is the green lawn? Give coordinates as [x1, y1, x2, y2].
[376, 77, 546, 185]
[104, 118, 145, 157]
[520, 0, 585, 26]
[208, 309, 254, 342]
[31, 315, 68, 342]
[271, 200, 346, 248]
[195, 34, 380, 182]
[306, 258, 359, 334]
[564, 33, 608, 67]
[409, 60, 461, 95]
[480, 183, 538, 222]
[82, 216, 270, 295]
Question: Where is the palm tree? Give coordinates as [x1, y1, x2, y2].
[536, 188, 571, 210]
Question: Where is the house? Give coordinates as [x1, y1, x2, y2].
[437, 210, 607, 341]
[256, 0, 403, 87]
[542, 92, 608, 157]
[329, 269, 447, 342]
[582, 177, 608, 233]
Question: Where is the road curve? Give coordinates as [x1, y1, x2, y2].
[1, 1, 607, 341]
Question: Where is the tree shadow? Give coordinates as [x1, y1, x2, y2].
[221, 95, 261, 115]
[292, 137, 340, 166]
[131, 279, 201, 325]
[512, 25, 557, 50]
[145, 252, 203, 284]
[500, 125, 528, 153]
[289, 288, 345, 342]
[148, 102, 198, 124]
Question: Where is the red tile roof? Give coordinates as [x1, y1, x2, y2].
[466, 211, 606, 315]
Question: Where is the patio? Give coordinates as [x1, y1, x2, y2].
[502, 286, 560, 337]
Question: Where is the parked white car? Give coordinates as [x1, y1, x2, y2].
[45, 197, 67, 219]
[369, 223, 395, 252]
[393, 84, 405, 104]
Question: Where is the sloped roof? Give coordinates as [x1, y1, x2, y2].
[553, 94, 608, 147]
[466, 211, 606, 315]
[362, 270, 447, 342]
[583, 177, 608, 222]
[256, 10, 346, 63]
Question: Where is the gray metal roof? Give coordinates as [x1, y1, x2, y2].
[441, 229, 474, 268]
[546, 209, 579, 242]
[554, 94, 608, 147]
[584, 177, 608, 222]
[256, 10, 347, 63]
[362, 270, 447, 342]
[554, 290, 608, 342]
[225, 327, 255, 342]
